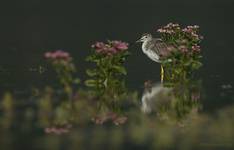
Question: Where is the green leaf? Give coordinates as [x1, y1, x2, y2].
[184, 60, 192, 66]
[192, 61, 202, 70]
[86, 55, 99, 62]
[73, 78, 80, 84]
[86, 69, 97, 77]
[85, 79, 97, 87]
[112, 66, 127, 75]
[85, 55, 93, 61]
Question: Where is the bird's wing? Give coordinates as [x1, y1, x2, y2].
[150, 38, 174, 57]
[149, 39, 168, 54]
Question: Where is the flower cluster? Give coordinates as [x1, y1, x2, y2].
[44, 50, 77, 95]
[86, 39, 130, 98]
[158, 23, 203, 42]
[157, 23, 181, 34]
[91, 40, 129, 56]
[156, 23, 203, 83]
[157, 23, 203, 55]
[182, 25, 203, 41]
[44, 50, 71, 61]
[191, 45, 201, 53]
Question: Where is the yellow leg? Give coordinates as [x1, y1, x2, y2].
[161, 65, 164, 83]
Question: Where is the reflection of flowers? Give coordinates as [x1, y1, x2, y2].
[191, 91, 201, 102]
[91, 112, 127, 125]
[45, 124, 72, 135]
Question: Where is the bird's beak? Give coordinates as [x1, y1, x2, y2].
[136, 38, 142, 43]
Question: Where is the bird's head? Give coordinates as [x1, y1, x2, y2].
[136, 33, 152, 43]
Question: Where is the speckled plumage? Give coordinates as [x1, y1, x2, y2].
[138, 33, 172, 63]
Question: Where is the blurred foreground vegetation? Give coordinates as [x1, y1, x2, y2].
[0, 87, 233, 150]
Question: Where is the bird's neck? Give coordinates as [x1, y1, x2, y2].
[145, 38, 153, 42]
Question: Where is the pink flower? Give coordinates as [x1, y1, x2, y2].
[192, 45, 201, 53]
[157, 23, 180, 34]
[108, 47, 117, 53]
[182, 28, 193, 33]
[91, 42, 105, 49]
[92, 40, 128, 56]
[44, 50, 71, 60]
[44, 52, 52, 58]
[112, 41, 129, 50]
[187, 25, 199, 29]
[165, 30, 175, 34]
[157, 29, 166, 33]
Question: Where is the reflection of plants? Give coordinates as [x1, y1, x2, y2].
[157, 80, 202, 121]
[35, 88, 138, 131]
[44, 50, 79, 97]
[1, 93, 234, 149]
[142, 79, 202, 121]
[172, 80, 202, 120]
[157, 23, 203, 84]
[85, 40, 130, 96]
[0, 93, 14, 129]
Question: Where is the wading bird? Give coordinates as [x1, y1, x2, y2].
[136, 33, 173, 83]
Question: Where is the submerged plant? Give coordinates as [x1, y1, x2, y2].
[85, 40, 130, 96]
[157, 23, 203, 84]
[44, 50, 79, 96]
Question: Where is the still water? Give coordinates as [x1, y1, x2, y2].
[0, 0, 234, 149]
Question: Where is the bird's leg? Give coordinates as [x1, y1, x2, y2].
[161, 65, 164, 83]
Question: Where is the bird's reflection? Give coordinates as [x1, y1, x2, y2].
[141, 81, 173, 113]
[141, 80, 202, 120]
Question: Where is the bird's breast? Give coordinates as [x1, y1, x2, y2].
[142, 42, 149, 53]
[142, 42, 160, 62]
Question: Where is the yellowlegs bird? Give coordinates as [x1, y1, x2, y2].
[136, 33, 173, 83]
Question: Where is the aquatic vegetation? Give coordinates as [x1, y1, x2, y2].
[44, 50, 79, 96]
[85, 40, 130, 95]
[91, 112, 128, 125]
[0, 93, 14, 129]
[141, 79, 202, 120]
[85, 40, 131, 113]
[45, 124, 72, 135]
[29, 87, 137, 130]
[172, 80, 202, 119]
[1, 90, 234, 149]
[157, 23, 203, 84]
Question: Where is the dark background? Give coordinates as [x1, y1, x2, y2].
[0, 0, 234, 110]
